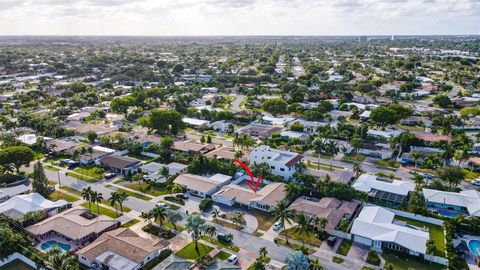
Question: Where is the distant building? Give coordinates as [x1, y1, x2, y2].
[352, 174, 415, 207]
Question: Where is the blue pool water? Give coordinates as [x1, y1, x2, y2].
[437, 209, 463, 218]
[40, 240, 71, 252]
[469, 240, 480, 256]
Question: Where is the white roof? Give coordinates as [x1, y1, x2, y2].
[17, 134, 52, 145]
[351, 206, 429, 254]
[96, 251, 137, 270]
[0, 184, 31, 199]
[183, 117, 210, 126]
[423, 189, 480, 217]
[208, 173, 232, 184]
[359, 111, 371, 118]
[0, 193, 68, 216]
[353, 174, 415, 196]
[92, 145, 116, 154]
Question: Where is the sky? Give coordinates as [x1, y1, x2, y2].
[0, 0, 479, 35]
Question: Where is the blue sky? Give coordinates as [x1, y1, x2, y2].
[0, 0, 479, 35]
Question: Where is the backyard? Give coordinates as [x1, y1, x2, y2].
[382, 253, 447, 270]
[394, 216, 445, 257]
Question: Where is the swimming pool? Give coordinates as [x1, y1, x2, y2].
[468, 240, 480, 256]
[437, 209, 464, 218]
[40, 240, 71, 252]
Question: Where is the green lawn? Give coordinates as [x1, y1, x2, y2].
[200, 235, 240, 252]
[342, 153, 367, 163]
[382, 253, 446, 270]
[464, 169, 480, 181]
[125, 181, 168, 196]
[80, 202, 120, 218]
[66, 171, 97, 183]
[336, 240, 352, 256]
[332, 257, 344, 264]
[74, 165, 105, 179]
[280, 227, 322, 247]
[274, 238, 315, 254]
[163, 221, 185, 232]
[214, 251, 232, 260]
[49, 190, 79, 202]
[60, 186, 82, 196]
[113, 178, 125, 184]
[175, 242, 213, 260]
[213, 218, 243, 230]
[394, 216, 445, 257]
[374, 159, 400, 168]
[248, 209, 275, 231]
[115, 187, 152, 200]
[122, 219, 140, 228]
[44, 165, 61, 172]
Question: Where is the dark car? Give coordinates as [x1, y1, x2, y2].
[176, 193, 189, 199]
[217, 233, 233, 244]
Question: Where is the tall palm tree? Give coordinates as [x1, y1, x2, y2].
[108, 192, 120, 217]
[132, 172, 143, 189]
[259, 246, 268, 259]
[47, 247, 75, 270]
[284, 181, 301, 202]
[312, 137, 326, 170]
[143, 210, 154, 225]
[325, 140, 339, 170]
[167, 210, 182, 230]
[151, 205, 168, 226]
[426, 239, 436, 264]
[168, 183, 183, 198]
[353, 162, 363, 177]
[295, 212, 313, 247]
[411, 151, 420, 168]
[212, 209, 221, 220]
[160, 166, 169, 181]
[251, 259, 266, 270]
[81, 187, 93, 211]
[186, 215, 212, 251]
[90, 191, 103, 214]
[205, 225, 217, 237]
[117, 192, 128, 214]
[271, 200, 295, 244]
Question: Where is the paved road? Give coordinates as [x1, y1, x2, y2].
[230, 94, 247, 112]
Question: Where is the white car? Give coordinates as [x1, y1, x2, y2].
[227, 254, 238, 265]
[156, 203, 170, 209]
[473, 179, 480, 186]
[273, 221, 282, 231]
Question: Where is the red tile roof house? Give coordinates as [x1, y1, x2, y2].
[99, 155, 142, 176]
[414, 133, 453, 146]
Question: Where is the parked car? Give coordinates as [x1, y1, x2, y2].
[156, 203, 170, 209]
[227, 254, 238, 265]
[273, 221, 282, 231]
[217, 233, 233, 244]
[176, 193, 189, 199]
[473, 178, 480, 186]
[105, 172, 116, 179]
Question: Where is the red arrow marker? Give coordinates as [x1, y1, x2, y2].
[234, 160, 263, 193]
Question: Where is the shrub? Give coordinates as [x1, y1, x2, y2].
[199, 198, 214, 211]
[366, 250, 381, 266]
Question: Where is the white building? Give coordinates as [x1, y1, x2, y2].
[351, 206, 429, 256]
[0, 193, 69, 222]
[250, 146, 303, 180]
[353, 174, 415, 206]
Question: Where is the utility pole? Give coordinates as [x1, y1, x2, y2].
[57, 171, 62, 188]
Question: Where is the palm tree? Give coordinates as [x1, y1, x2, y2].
[117, 192, 128, 214]
[212, 209, 221, 220]
[441, 145, 454, 167]
[295, 212, 312, 247]
[309, 258, 322, 270]
[411, 151, 420, 168]
[426, 239, 436, 264]
[132, 172, 143, 189]
[91, 191, 103, 214]
[412, 173, 424, 190]
[205, 225, 217, 237]
[232, 216, 242, 229]
[108, 192, 120, 217]
[312, 217, 328, 237]
[186, 215, 211, 251]
[160, 166, 169, 181]
[47, 247, 75, 270]
[167, 210, 182, 230]
[81, 187, 93, 211]
[271, 200, 295, 244]
[312, 137, 326, 170]
[284, 181, 301, 202]
[168, 183, 183, 198]
[285, 250, 310, 270]
[151, 205, 168, 226]
[259, 246, 268, 260]
[353, 162, 363, 177]
[325, 140, 339, 170]
[351, 136, 362, 161]
[251, 259, 266, 270]
[143, 210, 154, 225]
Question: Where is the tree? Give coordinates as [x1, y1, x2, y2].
[0, 146, 35, 173]
[0, 224, 27, 260]
[212, 209, 221, 220]
[259, 246, 268, 259]
[285, 250, 310, 270]
[108, 192, 120, 217]
[411, 151, 420, 167]
[132, 172, 143, 189]
[312, 137, 326, 170]
[251, 259, 266, 270]
[262, 99, 288, 116]
[433, 94, 452, 108]
[85, 131, 97, 144]
[350, 137, 362, 160]
[325, 140, 339, 170]
[353, 162, 363, 177]
[32, 162, 52, 198]
[140, 109, 185, 135]
[117, 192, 128, 214]
[412, 173, 424, 191]
[91, 191, 103, 214]
[295, 212, 313, 247]
[110, 97, 131, 118]
[47, 246, 76, 270]
[426, 239, 436, 263]
[272, 200, 295, 244]
[81, 187, 93, 211]
[284, 181, 301, 202]
[151, 205, 168, 226]
[438, 166, 465, 189]
[167, 210, 182, 230]
[172, 64, 184, 73]
[168, 183, 182, 198]
[186, 215, 215, 251]
[309, 258, 322, 270]
[370, 106, 399, 126]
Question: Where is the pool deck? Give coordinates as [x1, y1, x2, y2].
[35, 235, 80, 253]
[460, 235, 480, 270]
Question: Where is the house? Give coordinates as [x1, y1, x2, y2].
[236, 123, 283, 138]
[414, 132, 453, 146]
[46, 139, 78, 155]
[423, 189, 480, 217]
[173, 173, 232, 198]
[401, 116, 432, 128]
[27, 206, 120, 245]
[250, 145, 303, 180]
[212, 182, 287, 212]
[76, 228, 170, 270]
[290, 120, 325, 134]
[352, 174, 415, 207]
[153, 255, 192, 270]
[209, 120, 232, 133]
[171, 140, 215, 155]
[136, 134, 162, 147]
[139, 162, 187, 183]
[0, 193, 70, 223]
[17, 134, 51, 146]
[399, 146, 444, 166]
[182, 117, 210, 129]
[79, 146, 116, 165]
[280, 131, 307, 141]
[204, 147, 250, 162]
[304, 169, 355, 184]
[358, 143, 393, 160]
[350, 206, 429, 256]
[0, 182, 31, 203]
[289, 197, 359, 233]
[99, 155, 142, 176]
[261, 116, 295, 126]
